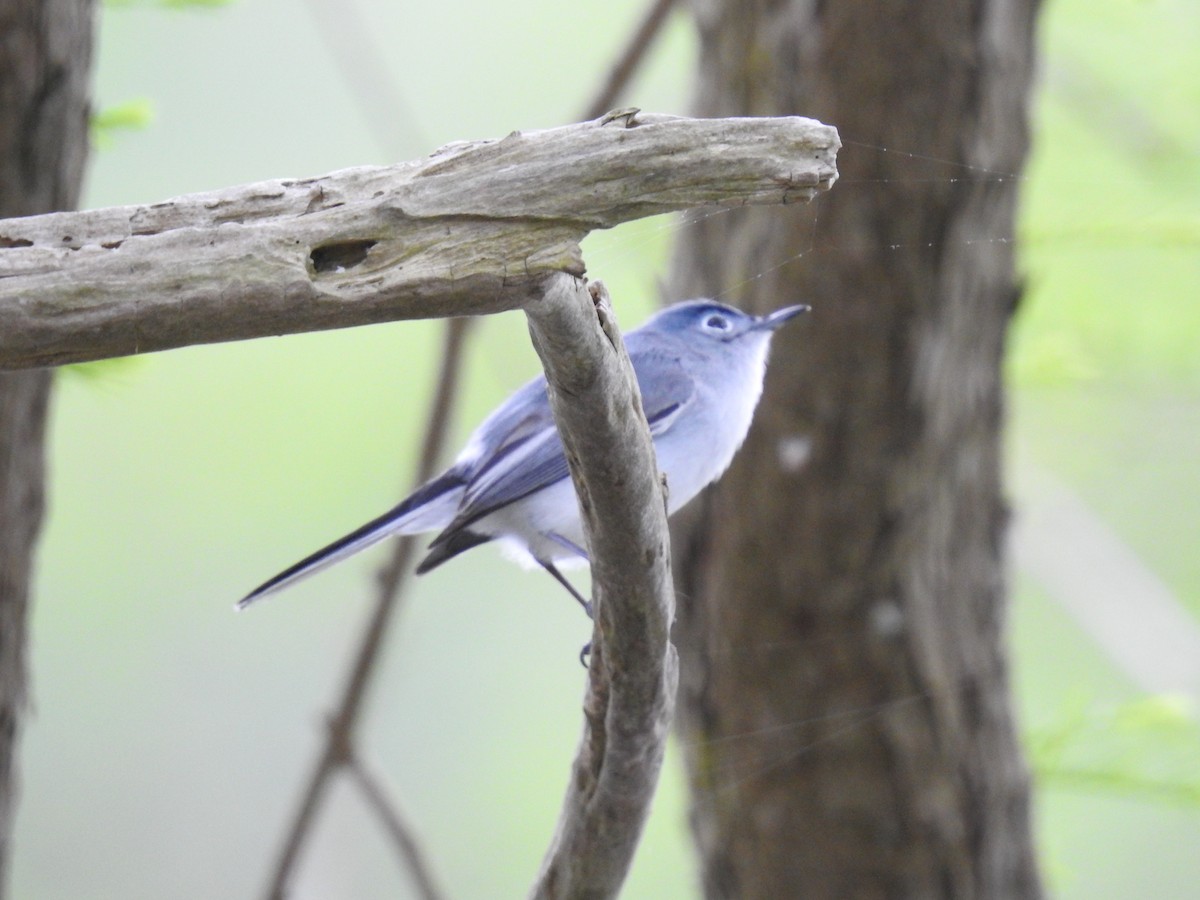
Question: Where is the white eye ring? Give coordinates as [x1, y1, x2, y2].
[705, 314, 730, 330]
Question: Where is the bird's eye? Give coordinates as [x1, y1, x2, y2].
[705, 314, 730, 330]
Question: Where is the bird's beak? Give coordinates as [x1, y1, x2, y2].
[755, 304, 810, 330]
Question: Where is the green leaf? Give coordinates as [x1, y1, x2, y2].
[91, 98, 154, 148]
[1029, 694, 1200, 808]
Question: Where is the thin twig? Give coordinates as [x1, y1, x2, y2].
[301, 0, 429, 158]
[260, 6, 449, 892]
[261, 319, 470, 900]
[261, 0, 697, 893]
[580, 0, 679, 120]
[346, 752, 447, 900]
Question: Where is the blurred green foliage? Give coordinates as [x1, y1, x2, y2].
[105, 0, 234, 9]
[1013, 0, 1200, 389]
[1011, 2, 1200, 889]
[1032, 694, 1200, 807]
[91, 97, 154, 149]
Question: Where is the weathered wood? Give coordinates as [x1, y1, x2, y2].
[668, 0, 1042, 897]
[524, 276, 677, 900]
[0, 111, 838, 368]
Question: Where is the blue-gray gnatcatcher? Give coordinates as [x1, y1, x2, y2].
[238, 300, 807, 611]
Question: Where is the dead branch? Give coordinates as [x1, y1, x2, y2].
[0, 111, 838, 369]
[525, 277, 678, 899]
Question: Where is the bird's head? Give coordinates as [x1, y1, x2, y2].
[647, 299, 809, 345]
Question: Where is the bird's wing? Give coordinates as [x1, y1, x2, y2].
[443, 348, 697, 533]
[632, 345, 697, 438]
[453, 427, 569, 529]
[458, 376, 557, 471]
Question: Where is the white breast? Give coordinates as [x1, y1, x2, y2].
[657, 335, 772, 514]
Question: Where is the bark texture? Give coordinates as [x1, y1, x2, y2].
[0, 112, 837, 369]
[0, 0, 94, 890]
[527, 278, 677, 899]
[669, 0, 1044, 897]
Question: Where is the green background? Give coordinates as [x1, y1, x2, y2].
[13, 0, 1200, 897]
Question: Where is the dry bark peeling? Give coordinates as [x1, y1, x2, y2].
[0, 111, 838, 369]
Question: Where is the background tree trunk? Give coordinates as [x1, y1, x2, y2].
[668, 0, 1044, 896]
[0, 0, 94, 890]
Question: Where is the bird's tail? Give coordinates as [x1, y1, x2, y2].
[236, 472, 464, 609]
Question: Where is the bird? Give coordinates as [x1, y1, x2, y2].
[237, 299, 807, 612]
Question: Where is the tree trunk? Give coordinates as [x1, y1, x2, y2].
[0, 0, 94, 890]
[668, 0, 1044, 897]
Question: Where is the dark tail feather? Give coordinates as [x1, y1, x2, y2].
[237, 472, 463, 609]
[414, 528, 492, 575]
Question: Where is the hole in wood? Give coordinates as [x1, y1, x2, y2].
[310, 239, 378, 273]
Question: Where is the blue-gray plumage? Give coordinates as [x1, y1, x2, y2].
[237, 300, 807, 611]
